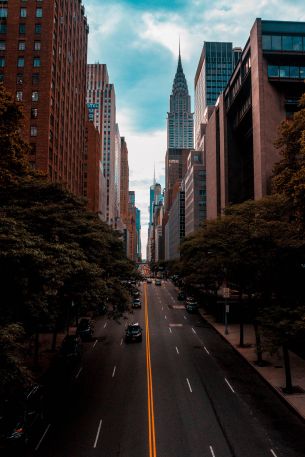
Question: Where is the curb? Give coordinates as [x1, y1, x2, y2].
[198, 308, 305, 425]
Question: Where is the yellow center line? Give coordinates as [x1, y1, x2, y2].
[144, 283, 157, 457]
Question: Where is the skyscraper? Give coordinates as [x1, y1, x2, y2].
[0, 0, 89, 196]
[195, 42, 242, 149]
[167, 47, 194, 149]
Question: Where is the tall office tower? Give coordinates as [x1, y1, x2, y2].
[114, 123, 121, 228]
[0, 0, 89, 196]
[165, 186, 185, 260]
[102, 83, 116, 226]
[195, 42, 241, 149]
[136, 208, 141, 262]
[87, 63, 109, 221]
[184, 150, 206, 236]
[127, 191, 137, 261]
[167, 48, 194, 149]
[120, 137, 129, 223]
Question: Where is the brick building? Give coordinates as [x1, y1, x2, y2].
[120, 137, 129, 223]
[205, 19, 305, 219]
[0, 0, 89, 196]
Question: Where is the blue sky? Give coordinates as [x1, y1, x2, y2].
[83, 0, 305, 256]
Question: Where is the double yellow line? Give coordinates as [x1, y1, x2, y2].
[144, 283, 157, 457]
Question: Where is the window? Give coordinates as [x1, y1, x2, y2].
[16, 73, 23, 84]
[0, 57, 5, 67]
[34, 41, 41, 51]
[35, 24, 41, 34]
[19, 24, 26, 34]
[17, 57, 24, 67]
[279, 66, 289, 78]
[16, 91, 23, 101]
[32, 73, 39, 84]
[31, 108, 38, 119]
[0, 24, 7, 34]
[36, 8, 42, 18]
[32, 91, 39, 101]
[30, 126, 37, 136]
[282, 35, 293, 51]
[0, 41, 5, 50]
[18, 41, 25, 50]
[0, 73, 4, 82]
[0, 8, 8, 18]
[33, 57, 40, 67]
[290, 66, 299, 78]
[293, 36, 303, 51]
[268, 65, 279, 77]
[20, 8, 27, 18]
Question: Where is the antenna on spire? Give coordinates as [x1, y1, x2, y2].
[179, 35, 181, 58]
[153, 162, 156, 185]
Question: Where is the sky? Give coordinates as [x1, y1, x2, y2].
[83, 0, 305, 258]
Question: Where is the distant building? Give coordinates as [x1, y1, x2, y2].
[1, 0, 89, 196]
[184, 151, 206, 236]
[205, 19, 305, 219]
[165, 187, 185, 260]
[136, 208, 142, 262]
[120, 137, 129, 223]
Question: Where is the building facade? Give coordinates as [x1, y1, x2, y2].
[165, 188, 185, 260]
[195, 42, 242, 150]
[184, 151, 206, 236]
[205, 19, 305, 219]
[0, 0, 89, 196]
[120, 137, 129, 224]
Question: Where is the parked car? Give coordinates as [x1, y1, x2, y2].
[60, 334, 81, 359]
[177, 291, 186, 301]
[146, 278, 152, 284]
[125, 323, 143, 343]
[185, 301, 198, 313]
[0, 385, 44, 451]
[155, 279, 162, 286]
[76, 318, 94, 341]
[132, 298, 141, 309]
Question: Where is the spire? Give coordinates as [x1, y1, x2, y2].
[153, 162, 156, 185]
[177, 36, 182, 72]
[172, 40, 188, 96]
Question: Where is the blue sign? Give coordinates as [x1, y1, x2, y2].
[87, 103, 99, 109]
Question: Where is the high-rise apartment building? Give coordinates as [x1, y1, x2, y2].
[0, 0, 89, 196]
[167, 49, 194, 149]
[120, 137, 129, 223]
[195, 42, 242, 149]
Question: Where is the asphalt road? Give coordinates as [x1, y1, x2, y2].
[25, 280, 305, 457]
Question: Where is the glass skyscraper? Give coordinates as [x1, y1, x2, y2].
[167, 50, 194, 149]
[195, 42, 242, 148]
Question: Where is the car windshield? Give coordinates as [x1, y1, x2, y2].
[128, 326, 140, 333]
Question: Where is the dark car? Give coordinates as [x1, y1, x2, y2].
[146, 278, 152, 284]
[132, 290, 140, 298]
[185, 301, 198, 313]
[0, 385, 44, 451]
[76, 318, 94, 341]
[60, 334, 81, 359]
[177, 291, 186, 301]
[125, 323, 142, 343]
[132, 298, 141, 309]
[155, 279, 161, 286]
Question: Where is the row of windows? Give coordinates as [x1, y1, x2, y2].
[0, 57, 41, 67]
[16, 91, 39, 102]
[0, 23, 42, 34]
[268, 65, 305, 79]
[0, 41, 41, 51]
[262, 34, 305, 52]
[0, 7, 43, 18]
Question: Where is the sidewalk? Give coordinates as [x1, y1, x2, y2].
[199, 308, 305, 422]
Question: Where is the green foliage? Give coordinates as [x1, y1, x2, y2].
[272, 94, 305, 228]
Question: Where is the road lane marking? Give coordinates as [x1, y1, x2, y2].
[93, 419, 103, 448]
[92, 339, 98, 348]
[184, 315, 187, 320]
[191, 327, 196, 334]
[169, 323, 183, 327]
[209, 445, 216, 457]
[204, 346, 210, 355]
[120, 338, 123, 345]
[225, 378, 235, 393]
[112, 366, 116, 378]
[75, 367, 83, 379]
[164, 315, 167, 320]
[103, 322, 107, 328]
[144, 283, 157, 457]
[161, 306, 163, 310]
[186, 378, 193, 393]
[169, 327, 172, 334]
[175, 346, 179, 355]
[270, 450, 278, 457]
[35, 424, 51, 451]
